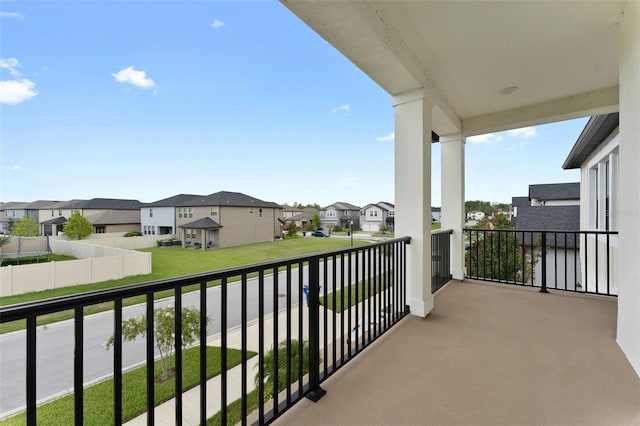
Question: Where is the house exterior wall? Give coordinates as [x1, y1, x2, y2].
[176, 205, 281, 248]
[218, 206, 280, 247]
[617, 0, 640, 377]
[320, 207, 360, 229]
[361, 205, 385, 232]
[140, 207, 175, 235]
[531, 199, 580, 207]
[102, 224, 140, 233]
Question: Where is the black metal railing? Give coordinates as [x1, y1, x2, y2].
[0, 237, 410, 425]
[464, 228, 618, 296]
[431, 229, 453, 294]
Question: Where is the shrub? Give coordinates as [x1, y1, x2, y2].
[124, 231, 142, 237]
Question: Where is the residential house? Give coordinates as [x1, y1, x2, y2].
[563, 112, 620, 294]
[175, 191, 283, 249]
[360, 202, 394, 232]
[283, 208, 318, 231]
[62, 198, 143, 234]
[37, 200, 89, 236]
[319, 202, 361, 230]
[0, 202, 27, 234]
[466, 211, 485, 221]
[140, 194, 204, 237]
[431, 206, 441, 222]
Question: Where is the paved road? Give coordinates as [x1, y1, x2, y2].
[0, 251, 382, 417]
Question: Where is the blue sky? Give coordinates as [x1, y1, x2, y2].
[1, 1, 586, 207]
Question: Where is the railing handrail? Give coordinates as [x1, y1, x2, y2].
[432, 229, 453, 235]
[464, 228, 618, 236]
[0, 236, 412, 323]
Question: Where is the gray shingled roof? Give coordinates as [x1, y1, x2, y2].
[41, 216, 67, 225]
[515, 205, 580, 248]
[180, 217, 222, 229]
[178, 191, 281, 209]
[143, 194, 205, 207]
[84, 210, 141, 225]
[63, 198, 142, 210]
[563, 113, 619, 170]
[324, 202, 361, 210]
[529, 183, 580, 201]
[512, 196, 530, 207]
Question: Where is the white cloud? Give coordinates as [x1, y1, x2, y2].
[0, 58, 21, 77]
[331, 104, 350, 114]
[507, 127, 537, 138]
[0, 79, 38, 104]
[376, 133, 394, 142]
[0, 11, 25, 20]
[211, 19, 225, 29]
[112, 66, 156, 90]
[8, 165, 24, 171]
[467, 133, 502, 144]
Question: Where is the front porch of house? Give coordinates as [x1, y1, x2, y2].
[277, 280, 640, 426]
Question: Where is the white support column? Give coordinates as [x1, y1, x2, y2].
[393, 89, 433, 317]
[440, 134, 466, 280]
[617, 0, 640, 377]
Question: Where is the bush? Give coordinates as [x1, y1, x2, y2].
[124, 231, 142, 237]
[332, 226, 343, 232]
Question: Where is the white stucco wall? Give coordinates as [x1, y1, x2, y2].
[617, 0, 640, 377]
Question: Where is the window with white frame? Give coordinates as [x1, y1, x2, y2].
[588, 133, 619, 231]
[149, 208, 153, 218]
[327, 210, 336, 218]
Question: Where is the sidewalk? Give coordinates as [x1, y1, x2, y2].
[125, 296, 383, 425]
[124, 305, 312, 426]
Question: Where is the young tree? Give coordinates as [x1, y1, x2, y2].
[467, 214, 535, 283]
[12, 216, 39, 236]
[311, 212, 321, 230]
[105, 306, 209, 380]
[287, 221, 299, 236]
[63, 211, 93, 240]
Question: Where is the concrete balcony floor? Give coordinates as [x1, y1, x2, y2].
[276, 280, 640, 426]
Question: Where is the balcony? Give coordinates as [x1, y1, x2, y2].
[276, 280, 640, 426]
[2, 231, 637, 425]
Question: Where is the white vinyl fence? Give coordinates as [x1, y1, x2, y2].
[0, 239, 152, 297]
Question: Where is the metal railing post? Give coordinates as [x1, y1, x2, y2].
[306, 256, 326, 402]
[540, 232, 548, 293]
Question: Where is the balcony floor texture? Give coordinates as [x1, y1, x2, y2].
[276, 280, 640, 426]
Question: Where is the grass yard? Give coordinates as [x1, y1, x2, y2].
[0, 238, 369, 334]
[0, 346, 254, 426]
[320, 272, 392, 312]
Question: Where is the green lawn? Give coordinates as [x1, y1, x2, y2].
[320, 272, 392, 312]
[0, 238, 369, 334]
[0, 346, 254, 426]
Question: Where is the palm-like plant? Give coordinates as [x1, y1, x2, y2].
[255, 340, 315, 401]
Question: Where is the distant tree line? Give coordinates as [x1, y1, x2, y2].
[465, 200, 510, 216]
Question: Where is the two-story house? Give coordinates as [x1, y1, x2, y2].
[176, 191, 283, 249]
[140, 194, 204, 237]
[319, 202, 361, 230]
[360, 202, 394, 232]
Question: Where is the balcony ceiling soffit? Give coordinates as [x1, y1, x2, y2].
[282, 1, 624, 136]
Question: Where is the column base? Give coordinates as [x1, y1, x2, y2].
[408, 296, 434, 318]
